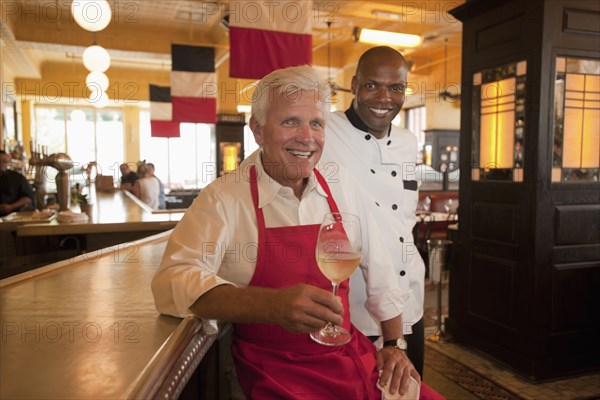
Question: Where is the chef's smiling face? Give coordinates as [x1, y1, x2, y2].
[351, 58, 408, 139]
[250, 89, 325, 193]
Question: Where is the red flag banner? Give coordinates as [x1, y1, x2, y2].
[171, 44, 217, 124]
[229, 0, 312, 79]
[150, 84, 180, 138]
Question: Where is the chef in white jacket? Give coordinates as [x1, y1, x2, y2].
[320, 46, 426, 377]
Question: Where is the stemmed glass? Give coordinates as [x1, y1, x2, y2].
[443, 198, 454, 214]
[310, 212, 362, 346]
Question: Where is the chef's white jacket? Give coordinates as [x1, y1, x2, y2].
[320, 110, 426, 336]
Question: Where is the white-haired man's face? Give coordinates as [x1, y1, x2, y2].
[250, 90, 325, 192]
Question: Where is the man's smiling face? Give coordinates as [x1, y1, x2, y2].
[351, 56, 407, 139]
[251, 89, 325, 192]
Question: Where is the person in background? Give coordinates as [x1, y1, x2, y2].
[132, 162, 160, 210]
[320, 46, 427, 377]
[0, 150, 34, 217]
[147, 163, 166, 210]
[152, 66, 416, 399]
[119, 162, 138, 192]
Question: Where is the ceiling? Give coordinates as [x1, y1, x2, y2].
[2, 0, 465, 82]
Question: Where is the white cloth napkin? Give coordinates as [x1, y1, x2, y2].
[57, 210, 89, 223]
[377, 376, 420, 400]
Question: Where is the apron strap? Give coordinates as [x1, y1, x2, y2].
[344, 336, 378, 400]
[314, 169, 341, 214]
[249, 165, 266, 233]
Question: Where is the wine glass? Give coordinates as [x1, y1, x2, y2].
[444, 198, 453, 214]
[310, 212, 362, 346]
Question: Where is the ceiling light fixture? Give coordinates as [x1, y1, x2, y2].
[83, 45, 111, 72]
[326, 21, 352, 95]
[71, 0, 112, 32]
[88, 89, 109, 108]
[371, 9, 404, 21]
[85, 71, 109, 92]
[353, 27, 422, 48]
[440, 38, 461, 102]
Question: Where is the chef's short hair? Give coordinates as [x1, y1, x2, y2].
[251, 65, 331, 126]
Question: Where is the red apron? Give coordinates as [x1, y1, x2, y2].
[231, 166, 380, 399]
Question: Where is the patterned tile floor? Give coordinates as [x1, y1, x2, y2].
[423, 280, 600, 400]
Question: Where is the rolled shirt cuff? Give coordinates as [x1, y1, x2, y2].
[365, 288, 411, 322]
[169, 271, 237, 318]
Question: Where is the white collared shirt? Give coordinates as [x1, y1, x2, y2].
[151, 151, 408, 329]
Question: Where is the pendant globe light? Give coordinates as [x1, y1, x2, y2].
[85, 71, 109, 92]
[83, 45, 110, 72]
[88, 89, 109, 108]
[71, 0, 112, 32]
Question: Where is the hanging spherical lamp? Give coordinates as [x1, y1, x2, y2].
[71, 0, 112, 32]
[83, 45, 110, 72]
[88, 89, 109, 108]
[85, 71, 109, 92]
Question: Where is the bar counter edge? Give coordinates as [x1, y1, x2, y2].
[0, 230, 218, 400]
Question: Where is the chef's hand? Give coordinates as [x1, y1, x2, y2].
[377, 347, 420, 396]
[271, 284, 343, 333]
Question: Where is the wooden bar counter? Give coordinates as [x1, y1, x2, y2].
[0, 188, 187, 278]
[16, 188, 184, 237]
[0, 231, 217, 399]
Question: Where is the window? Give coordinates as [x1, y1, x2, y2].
[405, 106, 426, 163]
[552, 57, 600, 182]
[34, 106, 124, 188]
[140, 111, 217, 189]
[243, 124, 259, 159]
[471, 60, 527, 182]
[96, 110, 125, 175]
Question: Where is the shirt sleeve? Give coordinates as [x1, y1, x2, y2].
[151, 185, 236, 318]
[337, 167, 410, 323]
[17, 173, 34, 202]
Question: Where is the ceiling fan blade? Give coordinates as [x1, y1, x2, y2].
[331, 83, 352, 93]
[440, 91, 461, 101]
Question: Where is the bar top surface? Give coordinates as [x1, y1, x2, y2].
[12, 188, 185, 236]
[0, 231, 186, 399]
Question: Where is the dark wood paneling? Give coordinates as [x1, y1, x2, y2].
[552, 263, 600, 334]
[563, 8, 600, 35]
[469, 253, 517, 330]
[553, 244, 600, 264]
[554, 204, 600, 245]
[476, 14, 524, 52]
[472, 202, 517, 243]
[450, 0, 600, 380]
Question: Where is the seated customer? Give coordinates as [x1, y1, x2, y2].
[132, 162, 160, 210]
[146, 163, 166, 210]
[0, 150, 34, 217]
[152, 66, 415, 398]
[119, 162, 138, 192]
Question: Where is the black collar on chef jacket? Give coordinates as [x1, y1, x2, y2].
[344, 105, 392, 141]
[344, 105, 417, 193]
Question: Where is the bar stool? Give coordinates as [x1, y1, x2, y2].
[427, 239, 453, 343]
